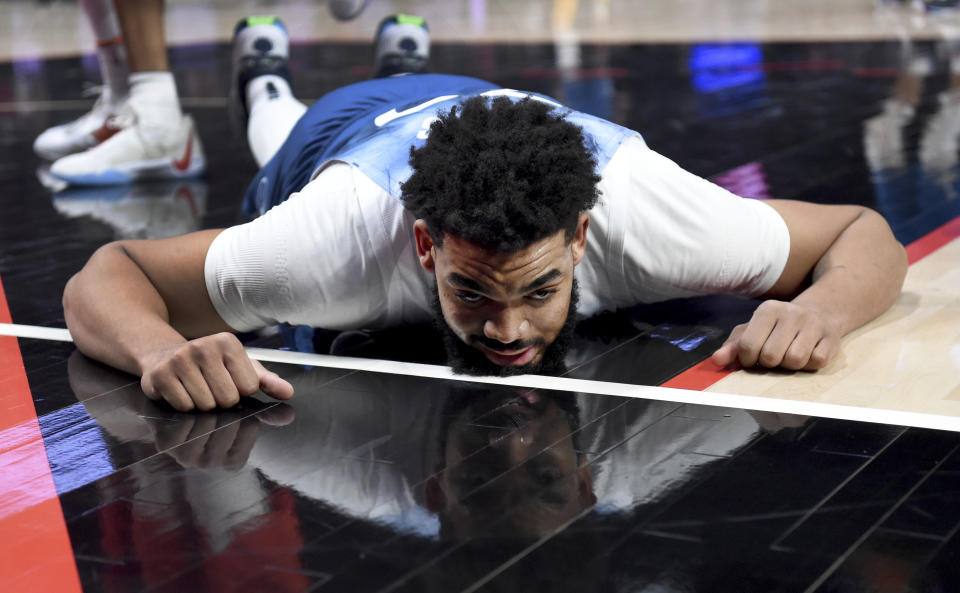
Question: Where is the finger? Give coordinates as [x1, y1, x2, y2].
[143, 371, 194, 412]
[155, 415, 196, 451]
[221, 347, 262, 398]
[711, 325, 746, 368]
[252, 360, 295, 400]
[257, 402, 296, 426]
[781, 327, 822, 370]
[736, 309, 780, 367]
[173, 416, 218, 467]
[170, 432, 210, 468]
[751, 411, 810, 433]
[172, 361, 218, 411]
[805, 336, 839, 370]
[201, 360, 242, 409]
[756, 318, 803, 368]
[224, 418, 262, 469]
[186, 413, 218, 441]
[199, 421, 240, 468]
[140, 374, 163, 401]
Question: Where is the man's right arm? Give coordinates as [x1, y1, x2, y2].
[62, 230, 293, 411]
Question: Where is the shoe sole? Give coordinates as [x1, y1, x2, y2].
[52, 156, 206, 186]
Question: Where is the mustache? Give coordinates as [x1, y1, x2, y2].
[431, 277, 579, 377]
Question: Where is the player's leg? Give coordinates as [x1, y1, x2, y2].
[88, 0, 130, 107]
[235, 13, 431, 167]
[114, 0, 185, 150]
[231, 16, 306, 168]
[33, 0, 129, 160]
[51, 0, 205, 185]
[240, 13, 441, 217]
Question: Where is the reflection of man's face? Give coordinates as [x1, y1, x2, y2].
[415, 215, 588, 376]
[427, 391, 596, 539]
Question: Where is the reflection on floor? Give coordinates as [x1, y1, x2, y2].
[3, 11, 960, 593]
[25, 342, 960, 592]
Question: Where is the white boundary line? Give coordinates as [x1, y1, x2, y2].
[0, 97, 320, 113]
[0, 323, 73, 342]
[2, 322, 958, 433]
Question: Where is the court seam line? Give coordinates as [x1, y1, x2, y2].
[768, 428, 907, 550]
[1, 322, 958, 433]
[800, 442, 960, 593]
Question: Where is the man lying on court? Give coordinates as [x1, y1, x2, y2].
[62, 15, 908, 412]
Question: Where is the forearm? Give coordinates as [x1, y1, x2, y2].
[790, 208, 907, 337]
[63, 242, 189, 376]
[63, 232, 294, 411]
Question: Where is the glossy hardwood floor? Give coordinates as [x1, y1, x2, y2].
[3, 1, 960, 592]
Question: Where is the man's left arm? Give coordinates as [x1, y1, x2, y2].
[711, 200, 907, 370]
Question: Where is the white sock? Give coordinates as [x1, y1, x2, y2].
[128, 71, 183, 145]
[246, 75, 307, 167]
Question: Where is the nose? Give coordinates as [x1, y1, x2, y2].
[483, 307, 529, 345]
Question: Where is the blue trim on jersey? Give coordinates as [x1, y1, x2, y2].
[243, 74, 639, 216]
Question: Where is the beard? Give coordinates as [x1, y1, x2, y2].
[430, 278, 580, 377]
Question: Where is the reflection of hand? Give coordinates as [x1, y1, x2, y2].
[711, 300, 840, 371]
[749, 411, 809, 434]
[68, 348, 295, 469]
[155, 404, 295, 470]
[140, 333, 294, 411]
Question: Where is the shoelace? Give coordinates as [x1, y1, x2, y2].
[103, 108, 136, 131]
[80, 83, 107, 99]
[63, 85, 116, 132]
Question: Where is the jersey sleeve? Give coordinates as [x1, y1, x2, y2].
[204, 164, 391, 332]
[581, 136, 790, 313]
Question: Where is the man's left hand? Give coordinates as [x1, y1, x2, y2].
[710, 300, 841, 371]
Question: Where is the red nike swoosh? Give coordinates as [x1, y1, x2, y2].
[173, 134, 193, 172]
[174, 185, 198, 216]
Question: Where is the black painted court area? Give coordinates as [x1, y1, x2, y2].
[2, 39, 960, 591]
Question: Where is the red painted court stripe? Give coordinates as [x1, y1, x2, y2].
[905, 215, 960, 264]
[660, 357, 732, 391]
[662, 214, 960, 391]
[0, 275, 82, 593]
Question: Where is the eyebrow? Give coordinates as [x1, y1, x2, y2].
[448, 273, 489, 293]
[446, 269, 564, 294]
[520, 269, 563, 293]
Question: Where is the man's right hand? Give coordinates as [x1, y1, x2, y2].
[139, 332, 294, 412]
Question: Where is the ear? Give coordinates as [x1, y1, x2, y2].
[577, 459, 598, 508]
[571, 213, 590, 266]
[425, 474, 446, 514]
[414, 219, 437, 273]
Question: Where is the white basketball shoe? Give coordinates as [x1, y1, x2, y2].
[50, 97, 205, 186]
[33, 88, 121, 161]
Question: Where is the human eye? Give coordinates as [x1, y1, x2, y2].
[455, 291, 486, 304]
[528, 288, 557, 302]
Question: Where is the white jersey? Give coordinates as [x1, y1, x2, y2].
[204, 134, 789, 332]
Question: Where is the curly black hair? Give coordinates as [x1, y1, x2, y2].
[400, 95, 601, 252]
